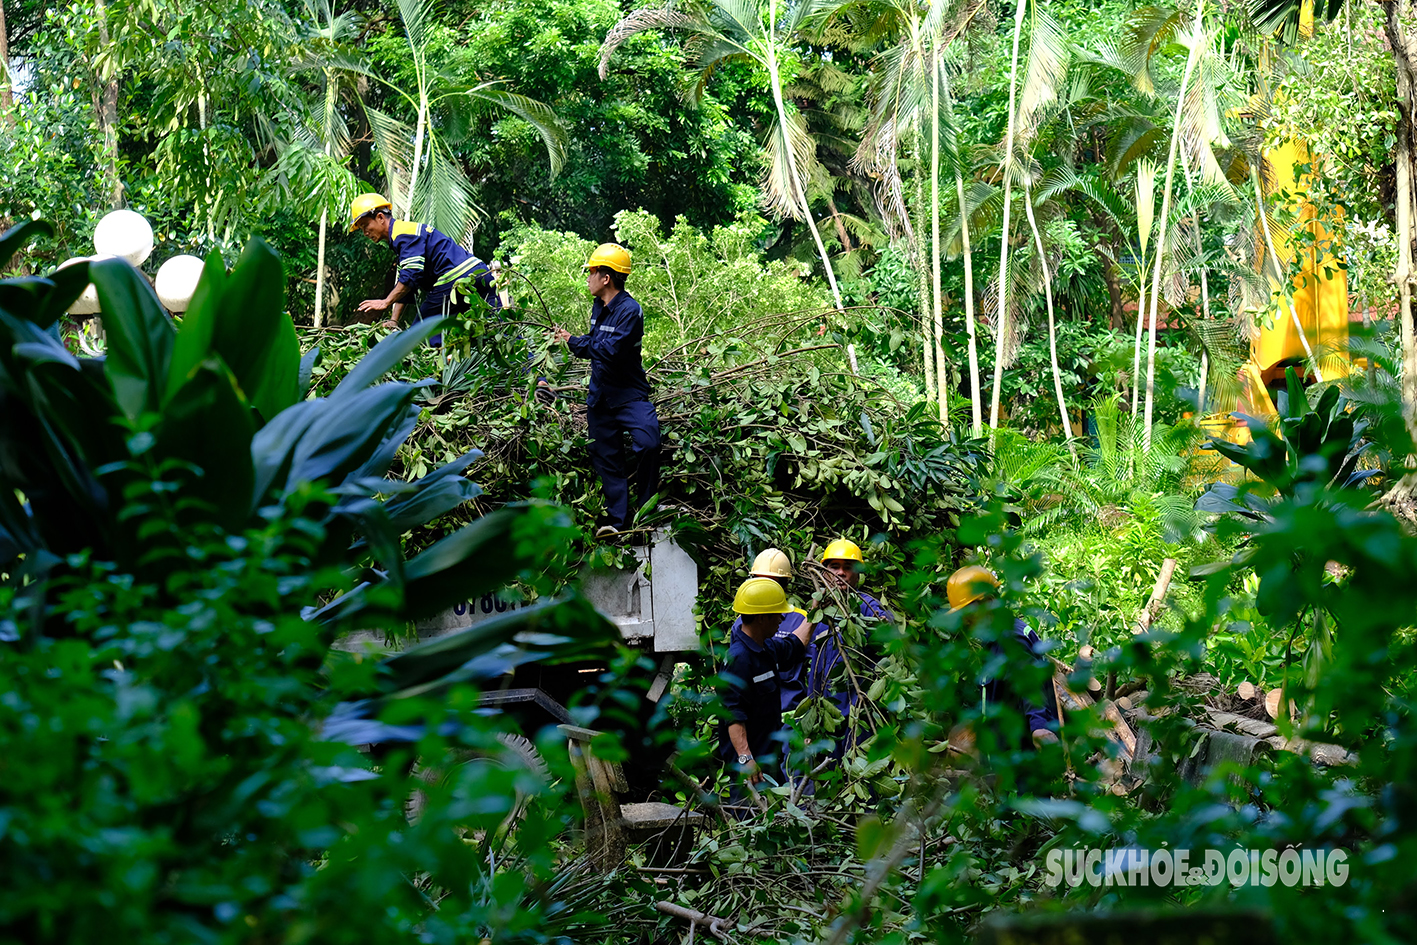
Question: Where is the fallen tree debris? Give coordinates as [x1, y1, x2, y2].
[655, 901, 731, 942]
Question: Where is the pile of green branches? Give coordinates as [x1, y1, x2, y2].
[299, 303, 984, 608]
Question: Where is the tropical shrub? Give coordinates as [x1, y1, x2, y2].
[0, 221, 636, 942]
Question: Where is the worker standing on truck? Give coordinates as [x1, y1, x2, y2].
[947, 565, 1059, 750]
[349, 193, 500, 335]
[807, 538, 894, 755]
[719, 577, 815, 788]
[551, 244, 661, 539]
[728, 549, 822, 713]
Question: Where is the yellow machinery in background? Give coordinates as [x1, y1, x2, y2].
[1200, 56, 1351, 446]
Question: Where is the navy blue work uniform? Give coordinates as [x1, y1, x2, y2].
[567, 290, 661, 529]
[983, 619, 1060, 749]
[388, 220, 500, 325]
[806, 590, 893, 757]
[718, 626, 807, 765]
[728, 609, 819, 713]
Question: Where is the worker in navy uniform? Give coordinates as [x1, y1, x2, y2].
[947, 565, 1059, 750]
[348, 193, 500, 334]
[719, 577, 815, 787]
[808, 538, 894, 747]
[551, 243, 660, 539]
[727, 549, 823, 714]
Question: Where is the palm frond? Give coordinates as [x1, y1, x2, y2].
[762, 104, 819, 220]
[1134, 158, 1158, 255]
[1016, 3, 1071, 146]
[466, 83, 569, 179]
[599, 7, 699, 79]
[364, 103, 414, 214]
[396, 0, 436, 57]
[414, 138, 482, 244]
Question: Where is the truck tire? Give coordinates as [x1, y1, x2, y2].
[407, 732, 551, 827]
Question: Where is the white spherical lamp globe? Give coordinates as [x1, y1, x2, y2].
[93, 209, 154, 267]
[59, 256, 101, 315]
[155, 254, 206, 312]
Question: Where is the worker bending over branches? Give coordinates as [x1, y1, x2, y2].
[718, 577, 815, 791]
[947, 565, 1059, 751]
[348, 193, 500, 337]
[728, 549, 824, 714]
[551, 243, 661, 538]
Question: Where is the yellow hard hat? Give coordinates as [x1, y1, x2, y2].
[586, 243, 632, 274]
[820, 538, 864, 565]
[749, 548, 793, 580]
[733, 577, 792, 615]
[348, 193, 391, 232]
[947, 565, 999, 612]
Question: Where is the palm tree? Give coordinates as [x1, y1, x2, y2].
[362, 0, 568, 243]
[941, 65, 983, 436]
[1391, 2, 1417, 432]
[1130, 159, 1158, 420]
[1141, 0, 1211, 450]
[988, 0, 1028, 437]
[288, 0, 362, 328]
[851, 0, 942, 403]
[599, 0, 846, 310]
[988, 0, 1069, 438]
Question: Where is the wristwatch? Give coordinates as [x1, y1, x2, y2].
[736, 753, 753, 766]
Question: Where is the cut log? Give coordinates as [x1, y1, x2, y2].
[1051, 670, 1094, 713]
[1100, 700, 1138, 756]
[1237, 681, 1257, 701]
[1116, 678, 1147, 698]
[1271, 737, 1359, 767]
[1205, 709, 1278, 739]
[1078, 645, 1095, 660]
[1264, 688, 1283, 719]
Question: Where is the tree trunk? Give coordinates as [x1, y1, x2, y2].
[0, 0, 14, 120]
[989, 0, 1029, 438]
[93, 0, 123, 207]
[315, 208, 329, 329]
[952, 112, 982, 437]
[826, 194, 852, 255]
[314, 74, 338, 329]
[1103, 255, 1124, 330]
[1024, 183, 1075, 440]
[1180, 148, 1213, 417]
[1131, 276, 1147, 418]
[1385, 0, 1417, 438]
[406, 87, 427, 220]
[930, 45, 948, 426]
[915, 122, 937, 405]
[1143, 0, 1205, 450]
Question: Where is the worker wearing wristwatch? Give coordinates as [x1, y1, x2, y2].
[718, 578, 814, 789]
